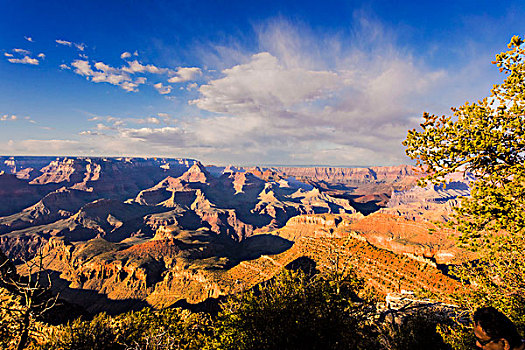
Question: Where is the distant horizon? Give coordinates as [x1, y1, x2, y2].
[0, 154, 412, 169]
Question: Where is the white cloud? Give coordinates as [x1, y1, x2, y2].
[55, 39, 85, 51]
[71, 59, 146, 92]
[56, 39, 72, 47]
[167, 67, 202, 83]
[26, 18, 493, 166]
[74, 43, 86, 51]
[87, 115, 125, 127]
[191, 52, 339, 114]
[128, 116, 162, 125]
[153, 82, 172, 95]
[146, 117, 160, 124]
[1, 114, 17, 121]
[68, 56, 176, 92]
[122, 60, 172, 74]
[59, 64, 70, 70]
[0, 138, 117, 157]
[177, 20, 453, 165]
[96, 123, 112, 130]
[79, 130, 100, 136]
[121, 51, 132, 59]
[24, 36, 34, 42]
[13, 48, 31, 55]
[8, 56, 39, 65]
[71, 60, 93, 76]
[156, 113, 177, 124]
[120, 81, 140, 92]
[186, 82, 198, 90]
[93, 61, 118, 73]
[65, 20, 448, 165]
[6, 48, 45, 65]
[17, 139, 80, 152]
[119, 126, 190, 146]
[24, 116, 37, 124]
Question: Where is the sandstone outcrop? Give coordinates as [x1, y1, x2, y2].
[1, 156, 469, 314]
[380, 171, 473, 222]
[28, 213, 461, 312]
[275, 165, 420, 184]
[264, 165, 424, 215]
[0, 157, 358, 262]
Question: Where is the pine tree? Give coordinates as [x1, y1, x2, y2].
[403, 36, 525, 345]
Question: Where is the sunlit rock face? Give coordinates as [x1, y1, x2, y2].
[270, 165, 423, 215]
[0, 157, 358, 261]
[1, 157, 467, 313]
[380, 171, 474, 222]
[274, 165, 420, 184]
[22, 211, 461, 313]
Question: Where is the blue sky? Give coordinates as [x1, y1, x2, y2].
[0, 0, 523, 166]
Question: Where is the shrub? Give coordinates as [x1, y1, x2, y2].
[213, 269, 379, 350]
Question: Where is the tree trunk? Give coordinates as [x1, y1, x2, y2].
[16, 311, 29, 350]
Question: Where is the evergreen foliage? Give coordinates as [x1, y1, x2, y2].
[39, 308, 212, 350]
[213, 269, 378, 350]
[403, 35, 525, 347]
[379, 311, 453, 350]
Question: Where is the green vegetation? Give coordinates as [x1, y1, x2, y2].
[404, 35, 525, 347]
[40, 309, 213, 350]
[213, 268, 377, 350]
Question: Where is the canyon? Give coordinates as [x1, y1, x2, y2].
[0, 156, 471, 313]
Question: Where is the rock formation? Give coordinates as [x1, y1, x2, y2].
[0, 157, 357, 261]
[380, 171, 474, 222]
[0, 156, 469, 314]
